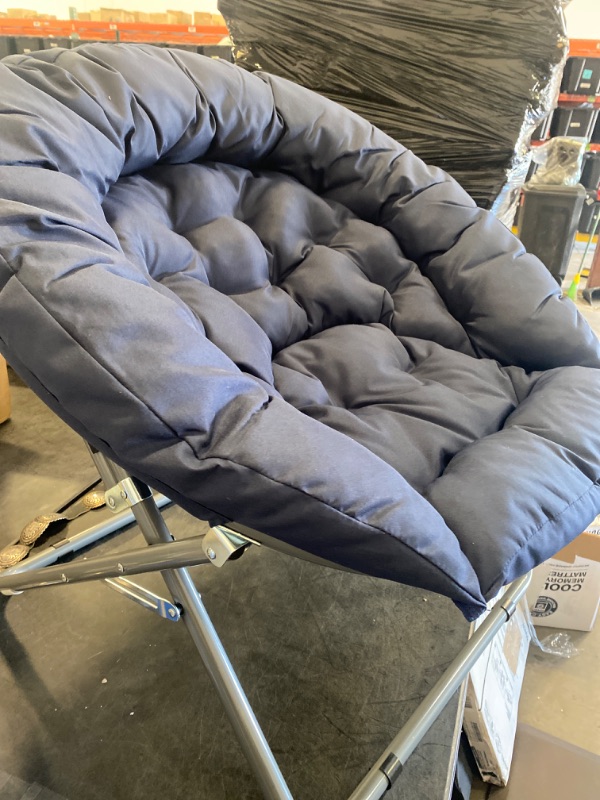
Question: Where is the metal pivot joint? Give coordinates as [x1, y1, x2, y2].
[203, 525, 251, 567]
[105, 476, 151, 513]
[380, 754, 403, 788]
[104, 577, 182, 621]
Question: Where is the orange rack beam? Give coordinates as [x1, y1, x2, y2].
[569, 39, 600, 59]
[559, 93, 600, 107]
[0, 17, 228, 44]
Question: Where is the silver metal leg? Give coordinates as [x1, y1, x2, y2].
[2, 440, 533, 800]
[89, 448, 294, 800]
[347, 573, 532, 800]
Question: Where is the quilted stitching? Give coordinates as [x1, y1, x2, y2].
[1, 45, 600, 618]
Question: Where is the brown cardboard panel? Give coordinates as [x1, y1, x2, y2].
[0, 355, 10, 424]
[491, 724, 600, 800]
[554, 530, 600, 564]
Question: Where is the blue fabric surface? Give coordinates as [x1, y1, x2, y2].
[1, 44, 600, 619]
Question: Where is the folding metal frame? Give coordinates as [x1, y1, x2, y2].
[0, 444, 532, 800]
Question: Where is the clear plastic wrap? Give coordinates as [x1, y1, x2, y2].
[220, 0, 567, 224]
[491, 151, 533, 228]
[536, 630, 580, 658]
[527, 616, 580, 659]
[529, 136, 586, 186]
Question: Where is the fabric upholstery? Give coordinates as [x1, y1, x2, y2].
[1, 45, 600, 619]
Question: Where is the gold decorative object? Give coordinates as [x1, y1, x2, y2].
[82, 491, 105, 509]
[20, 513, 65, 545]
[1, 483, 106, 569]
[0, 543, 30, 569]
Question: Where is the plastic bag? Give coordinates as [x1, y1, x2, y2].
[220, 0, 567, 226]
[529, 137, 586, 186]
[524, 605, 580, 659]
[536, 631, 580, 658]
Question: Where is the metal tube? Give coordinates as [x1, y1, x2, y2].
[90, 449, 294, 800]
[166, 566, 294, 800]
[104, 577, 181, 621]
[0, 537, 211, 592]
[348, 573, 532, 800]
[0, 493, 170, 580]
[137, 501, 293, 800]
[347, 773, 389, 800]
[105, 577, 166, 612]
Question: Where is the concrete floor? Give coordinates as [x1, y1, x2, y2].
[0, 374, 466, 800]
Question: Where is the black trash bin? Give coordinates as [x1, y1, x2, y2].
[518, 184, 587, 284]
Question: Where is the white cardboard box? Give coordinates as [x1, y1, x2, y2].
[527, 522, 600, 632]
[463, 598, 531, 785]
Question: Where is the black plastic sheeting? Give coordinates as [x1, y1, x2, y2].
[219, 0, 567, 226]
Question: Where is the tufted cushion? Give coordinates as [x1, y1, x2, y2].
[1, 45, 600, 619]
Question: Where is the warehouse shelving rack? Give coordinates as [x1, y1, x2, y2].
[0, 14, 228, 45]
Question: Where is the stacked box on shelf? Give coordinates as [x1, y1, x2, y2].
[42, 38, 72, 49]
[0, 37, 15, 58]
[164, 43, 198, 52]
[532, 113, 553, 143]
[0, 38, 233, 58]
[13, 36, 43, 54]
[220, 0, 566, 226]
[561, 57, 600, 96]
[533, 48, 600, 241]
[201, 45, 234, 62]
[550, 107, 599, 140]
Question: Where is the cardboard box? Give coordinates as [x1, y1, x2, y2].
[463, 598, 531, 785]
[194, 11, 213, 26]
[528, 522, 600, 632]
[491, 724, 600, 800]
[167, 10, 192, 25]
[0, 355, 10, 425]
[7, 9, 37, 18]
